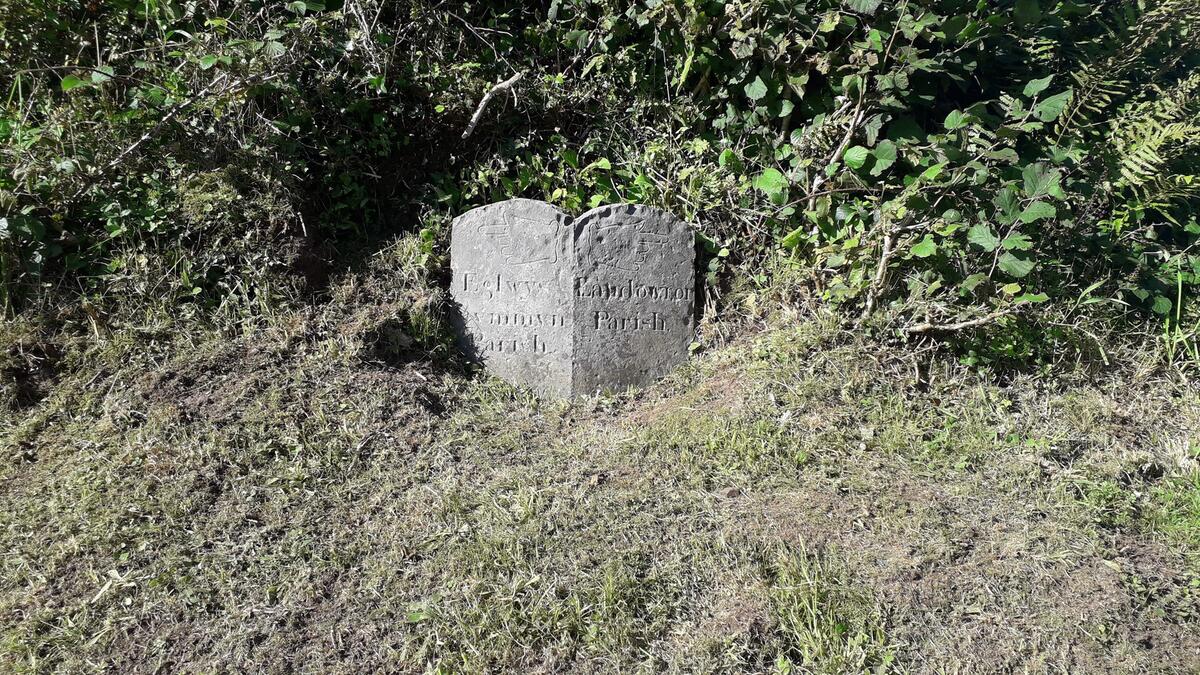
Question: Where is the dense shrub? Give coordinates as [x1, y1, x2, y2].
[2, 1, 1199, 360]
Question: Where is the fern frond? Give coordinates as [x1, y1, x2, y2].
[1055, 0, 1200, 140]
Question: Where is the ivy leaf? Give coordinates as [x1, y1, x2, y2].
[869, 140, 897, 177]
[944, 110, 969, 130]
[1033, 90, 1071, 122]
[843, 145, 870, 170]
[60, 75, 86, 92]
[998, 252, 1034, 278]
[744, 76, 768, 102]
[1002, 232, 1034, 250]
[1018, 201, 1056, 223]
[1023, 75, 1053, 98]
[910, 235, 937, 258]
[967, 223, 1000, 251]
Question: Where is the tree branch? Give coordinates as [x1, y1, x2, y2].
[904, 309, 1012, 334]
[461, 71, 524, 140]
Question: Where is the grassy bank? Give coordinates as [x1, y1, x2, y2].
[2, 273, 1197, 671]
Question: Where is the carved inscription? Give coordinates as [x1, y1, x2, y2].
[572, 204, 695, 395]
[450, 199, 574, 397]
[575, 277, 692, 302]
[450, 199, 696, 398]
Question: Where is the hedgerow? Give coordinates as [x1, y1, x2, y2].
[2, 1, 1198, 361]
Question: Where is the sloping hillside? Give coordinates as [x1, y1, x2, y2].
[3, 289, 1197, 672]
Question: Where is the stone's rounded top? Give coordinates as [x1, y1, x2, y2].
[452, 198, 572, 271]
[456, 197, 570, 219]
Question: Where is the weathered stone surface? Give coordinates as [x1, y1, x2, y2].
[571, 204, 695, 395]
[450, 199, 696, 397]
[450, 199, 574, 397]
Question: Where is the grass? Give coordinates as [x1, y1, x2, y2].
[2, 254, 1200, 671]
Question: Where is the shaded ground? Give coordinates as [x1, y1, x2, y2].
[1, 298, 1199, 672]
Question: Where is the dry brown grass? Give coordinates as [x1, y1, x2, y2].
[1, 263, 1198, 672]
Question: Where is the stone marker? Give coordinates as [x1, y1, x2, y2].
[450, 199, 696, 397]
[449, 199, 575, 397]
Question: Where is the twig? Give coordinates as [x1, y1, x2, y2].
[904, 309, 1012, 334]
[862, 225, 899, 317]
[461, 71, 524, 140]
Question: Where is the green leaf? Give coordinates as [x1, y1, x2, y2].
[1002, 232, 1034, 250]
[199, 54, 220, 70]
[1022, 164, 1061, 198]
[910, 235, 937, 258]
[843, 145, 869, 170]
[1152, 296, 1173, 315]
[1033, 90, 1071, 122]
[1016, 292, 1049, 304]
[744, 76, 768, 102]
[753, 168, 788, 197]
[944, 110, 969, 130]
[869, 140, 897, 177]
[1014, 0, 1041, 24]
[986, 148, 1020, 164]
[60, 75, 86, 92]
[867, 29, 885, 52]
[961, 273, 988, 293]
[90, 66, 114, 84]
[967, 223, 1000, 251]
[844, 0, 883, 14]
[920, 163, 946, 182]
[998, 253, 1034, 278]
[994, 190, 1020, 226]
[583, 157, 612, 173]
[780, 225, 806, 249]
[1023, 75, 1053, 98]
[1018, 201, 1056, 223]
[718, 149, 740, 170]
